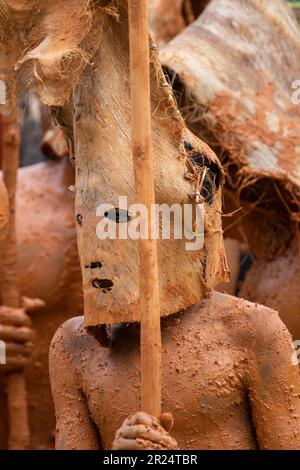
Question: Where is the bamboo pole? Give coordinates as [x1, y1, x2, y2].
[1, 96, 30, 449]
[128, 0, 162, 418]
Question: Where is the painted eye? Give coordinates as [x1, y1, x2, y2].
[92, 278, 114, 293]
[104, 208, 131, 223]
[85, 261, 103, 269]
[76, 214, 83, 226]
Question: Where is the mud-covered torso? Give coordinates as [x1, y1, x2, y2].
[15, 160, 78, 306]
[69, 294, 258, 450]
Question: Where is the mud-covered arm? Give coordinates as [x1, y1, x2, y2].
[245, 307, 300, 449]
[49, 323, 100, 450]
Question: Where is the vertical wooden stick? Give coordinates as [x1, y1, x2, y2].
[1, 95, 30, 449]
[0, 114, 3, 169]
[128, 0, 162, 417]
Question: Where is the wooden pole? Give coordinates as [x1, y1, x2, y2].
[128, 0, 162, 418]
[0, 114, 3, 169]
[1, 95, 30, 449]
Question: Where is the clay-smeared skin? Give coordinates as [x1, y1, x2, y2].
[15, 159, 78, 307]
[149, 0, 185, 44]
[0, 306, 34, 372]
[148, 0, 211, 45]
[50, 292, 300, 450]
[241, 249, 300, 342]
[0, 159, 82, 449]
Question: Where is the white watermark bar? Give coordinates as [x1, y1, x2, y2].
[292, 79, 300, 105]
[291, 340, 300, 366]
[96, 196, 205, 251]
[0, 340, 6, 365]
[0, 80, 6, 105]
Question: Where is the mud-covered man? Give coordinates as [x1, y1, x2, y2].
[2, 0, 300, 451]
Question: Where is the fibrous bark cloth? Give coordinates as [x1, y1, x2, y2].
[0, 0, 228, 325]
[161, 0, 300, 260]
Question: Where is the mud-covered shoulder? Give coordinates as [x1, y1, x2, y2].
[50, 316, 85, 352]
[49, 316, 104, 373]
[210, 291, 293, 354]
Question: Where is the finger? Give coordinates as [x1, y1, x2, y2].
[120, 423, 175, 448]
[120, 423, 151, 439]
[160, 412, 174, 433]
[128, 412, 156, 427]
[0, 308, 31, 327]
[0, 325, 34, 343]
[0, 357, 30, 371]
[22, 296, 46, 312]
[5, 342, 33, 357]
[112, 438, 143, 451]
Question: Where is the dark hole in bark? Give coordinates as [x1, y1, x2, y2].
[85, 261, 103, 269]
[104, 208, 131, 223]
[190, 152, 222, 190]
[92, 278, 114, 293]
[98, 0, 114, 7]
[182, 0, 211, 24]
[86, 324, 112, 348]
[184, 140, 194, 152]
[190, 151, 222, 204]
[191, 0, 211, 18]
[163, 67, 186, 109]
[76, 214, 83, 226]
[185, 148, 223, 204]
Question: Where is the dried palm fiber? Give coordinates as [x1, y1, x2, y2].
[148, 0, 211, 46]
[161, 0, 300, 260]
[0, 0, 106, 108]
[0, 0, 228, 326]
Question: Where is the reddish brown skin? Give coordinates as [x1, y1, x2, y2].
[240, 248, 300, 342]
[150, 0, 186, 44]
[50, 292, 300, 450]
[149, 0, 211, 44]
[0, 159, 82, 449]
